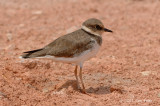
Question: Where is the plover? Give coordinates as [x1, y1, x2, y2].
[21, 18, 113, 93]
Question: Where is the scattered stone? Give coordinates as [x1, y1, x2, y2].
[6, 32, 12, 41]
[140, 71, 151, 76]
[87, 87, 95, 93]
[67, 86, 74, 93]
[5, 44, 16, 50]
[23, 62, 37, 69]
[71, 0, 78, 2]
[0, 91, 7, 99]
[42, 88, 49, 93]
[19, 24, 25, 28]
[42, 82, 55, 93]
[110, 85, 123, 94]
[158, 93, 160, 98]
[15, 77, 22, 81]
[52, 89, 65, 95]
[110, 55, 116, 60]
[32, 10, 43, 15]
[89, 8, 98, 13]
[31, 16, 38, 20]
[45, 63, 51, 69]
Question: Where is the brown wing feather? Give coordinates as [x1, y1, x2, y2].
[45, 29, 94, 57]
[22, 29, 95, 58]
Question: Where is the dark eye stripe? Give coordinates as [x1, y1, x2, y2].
[96, 25, 102, 30]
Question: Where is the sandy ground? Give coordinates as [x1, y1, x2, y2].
[0, 0, 160, 105]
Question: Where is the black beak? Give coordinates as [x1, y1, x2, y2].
[104, 28, 113, 33]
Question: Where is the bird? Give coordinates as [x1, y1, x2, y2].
[20, 18, 113, 93]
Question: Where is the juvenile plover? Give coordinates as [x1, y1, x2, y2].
[21, 18, 113, 93]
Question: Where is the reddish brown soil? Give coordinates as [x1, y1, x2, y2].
[0, 0, 160, 105]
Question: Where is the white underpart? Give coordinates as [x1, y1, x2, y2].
[37, 39, 100, 66]
[82, 25, 101, 36]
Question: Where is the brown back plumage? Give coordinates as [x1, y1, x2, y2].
[22, 29, 102, 58]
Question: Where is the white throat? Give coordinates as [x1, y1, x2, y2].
[82, 25, 101, 36]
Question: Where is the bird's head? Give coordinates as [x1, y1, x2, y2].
[82, 18, 113, 36]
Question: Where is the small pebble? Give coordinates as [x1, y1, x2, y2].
[140, 71, 151, 76]
[32, 10, 42, 15]
[6, 33, 12, 41]
[158, 93, 160, 98]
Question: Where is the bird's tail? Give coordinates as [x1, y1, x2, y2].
[21, 48, 44, 59]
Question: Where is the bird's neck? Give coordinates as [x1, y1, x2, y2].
[81, 27, 102, 46]
[81, 25, 101, 37]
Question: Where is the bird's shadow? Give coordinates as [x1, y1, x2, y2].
[57, 80, 118, 95]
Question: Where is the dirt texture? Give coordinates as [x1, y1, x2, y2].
[0, 0, 160, 105]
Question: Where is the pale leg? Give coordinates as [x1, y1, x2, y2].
[74, 65, 80, 89]
[79, 67, 86, 93]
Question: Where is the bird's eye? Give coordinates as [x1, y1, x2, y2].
[95, 25, 102, 30]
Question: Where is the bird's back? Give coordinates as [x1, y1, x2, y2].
[21, 29, 101, 59]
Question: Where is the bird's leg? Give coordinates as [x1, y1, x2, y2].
[74, 65, 80, 89]
[79, 66, 86, 93]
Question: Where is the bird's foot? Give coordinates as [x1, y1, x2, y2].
[81, 89, 87, 94]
